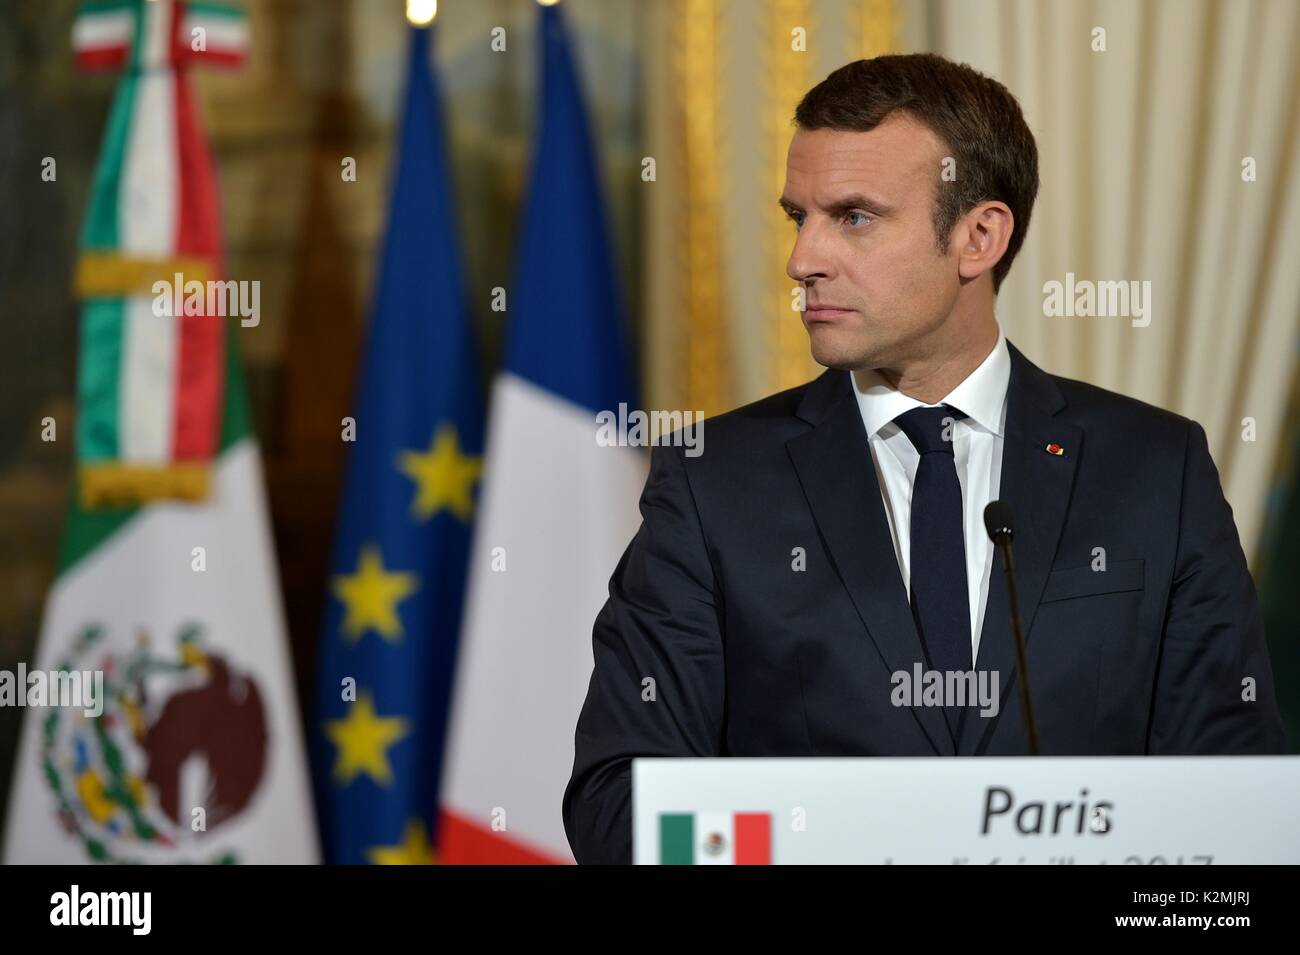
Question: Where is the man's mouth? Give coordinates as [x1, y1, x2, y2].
[805, 305, 854, 321]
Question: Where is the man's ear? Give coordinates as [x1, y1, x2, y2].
[955, 201, 1014, 282]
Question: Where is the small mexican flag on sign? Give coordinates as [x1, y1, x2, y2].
[659, 812, 772, 865]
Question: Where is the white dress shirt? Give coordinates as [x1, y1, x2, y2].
[850, 326, 1011, 662]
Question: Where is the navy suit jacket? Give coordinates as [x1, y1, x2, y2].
[563, 341, 1287, 864]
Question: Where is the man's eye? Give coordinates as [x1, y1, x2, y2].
[787, 212, 804, 229]
[844, 210, 871, 227]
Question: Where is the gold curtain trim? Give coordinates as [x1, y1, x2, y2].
[767, 0, 817, 394]
[859, 0, 899, 60]
[675, 0, 731, 418]
[768, 0, 901, 394]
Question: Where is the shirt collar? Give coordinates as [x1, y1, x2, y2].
[850, 324, 1010, 438]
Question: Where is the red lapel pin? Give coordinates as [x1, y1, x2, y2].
[1045, 443, 1064, 456]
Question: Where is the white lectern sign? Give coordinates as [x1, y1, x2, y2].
[632, 757, 1300, 864]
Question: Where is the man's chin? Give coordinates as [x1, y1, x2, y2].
[807, 325, 876, 371]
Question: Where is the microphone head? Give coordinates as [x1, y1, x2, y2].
[984, 500, 1015, 544]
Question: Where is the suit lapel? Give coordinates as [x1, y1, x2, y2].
[959, 341, 1081, 755]
[787, 370, 954, 756]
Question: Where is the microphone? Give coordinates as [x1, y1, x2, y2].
[983, 501, 1041, 756]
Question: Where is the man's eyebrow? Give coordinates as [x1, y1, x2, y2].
[778, 194, 894, 216]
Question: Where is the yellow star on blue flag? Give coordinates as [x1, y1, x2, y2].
[311, 22, 485, 865]
[397, 423, 481, 521]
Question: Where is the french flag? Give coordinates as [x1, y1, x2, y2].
[437, 2, 645, 864]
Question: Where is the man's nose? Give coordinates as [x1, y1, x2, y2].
[786, 220, 832, 284]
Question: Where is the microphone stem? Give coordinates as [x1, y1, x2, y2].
[999, 541, 1041, 756]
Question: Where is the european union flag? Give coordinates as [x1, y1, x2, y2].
[310, 23, 483, 865]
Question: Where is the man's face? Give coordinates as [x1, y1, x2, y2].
[780, 114, 961, 371]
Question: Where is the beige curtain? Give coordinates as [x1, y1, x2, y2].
[934, 0, 1300, 566]
[644, 0, 1300, 565]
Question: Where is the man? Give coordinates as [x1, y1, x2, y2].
[563, 53, 1286, 865]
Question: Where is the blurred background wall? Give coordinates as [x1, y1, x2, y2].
[0, 0, 645, 817]
[1, 0, 1297, 820]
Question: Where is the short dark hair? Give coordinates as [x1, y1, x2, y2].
[794, 53, 1039, 292]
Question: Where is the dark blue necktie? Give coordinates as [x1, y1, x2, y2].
[893, 405, 972, 715]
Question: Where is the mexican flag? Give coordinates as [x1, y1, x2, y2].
[659, 812, 773, 865]
[1, 0, 315, 863]
[2, 337, 319, 863]
[70, 0, 252, 507]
